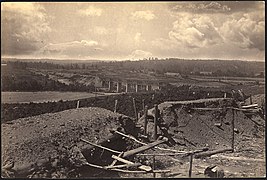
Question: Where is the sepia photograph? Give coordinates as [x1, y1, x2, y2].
[1, 1, 265, 178]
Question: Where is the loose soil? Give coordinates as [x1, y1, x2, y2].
[1, 97, 265, 178]
[1, 107, 136, 178]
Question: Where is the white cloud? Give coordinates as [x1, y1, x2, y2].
[128, 50, 152, 60]
[172, 2, 231, 13]
[39, 40, 102, 58]
[169, 14, 222, 48]
[78, 6, 102, 17]
[1, 2, 51, 55]
[219, 13, 265, 50]
[131, 10, 155, 21]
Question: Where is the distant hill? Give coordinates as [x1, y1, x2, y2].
[2, 58, 101, 64]
[94, 58, 265, 77]
[1, 58, 264, 77]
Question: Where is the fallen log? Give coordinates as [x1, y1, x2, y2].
[194, 148, 233, 159]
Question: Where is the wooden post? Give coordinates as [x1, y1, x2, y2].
[224, 92, 227, 98]
[133, 98, 138, 122]
[231, 109, 235, 152]
[154, 104, 158, 141]
[188, 154, 193, 177]
[125, 83, 129, 93]
[114, 99, 118, 113]
[144, 105, 148, 136]
[108, 81, 112, 91]
[153, 155, 156, 178]
[250, 95, 253, 104]
[142, 99, 145, 113]
[138, 112, 141, 120]
[76, 100, 80, 109]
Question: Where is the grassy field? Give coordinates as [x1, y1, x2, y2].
[190, 75, 265, 84]
[1, 91, 103, 104]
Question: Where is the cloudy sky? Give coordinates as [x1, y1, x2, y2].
[1, 1, 265, 61]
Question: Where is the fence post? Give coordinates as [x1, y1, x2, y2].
[144, 105, 148, 136]
[76, 100, 80, 109]
[114, 99, 118, 113]
[188, 154, 193, 177]
[250, 95, 253, 104]
[133, 98, 138, 122]
[154, 104, 158, 141]
[231, 109, 235, 152]
[153, 155, 156, 178]
[142, 99, 145, 113]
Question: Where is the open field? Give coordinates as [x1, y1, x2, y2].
[1, 91, 103, 104]
[190, 75, 265, 85]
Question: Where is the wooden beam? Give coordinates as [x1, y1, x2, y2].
[80, 138, 122, 154]
[194, 148, 233, 159]
[112, 130, 147, 146]
[106, 163, 142, 169]
[85, 161, 170, 174]
[122, 137, 168, 158]
[111, 155, 152, 172]
[107, 152, 124, 168]
[241, 104, 258, 109]
[112, 130, 190, 153]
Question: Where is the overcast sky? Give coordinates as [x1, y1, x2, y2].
[1, 1, 265, 61]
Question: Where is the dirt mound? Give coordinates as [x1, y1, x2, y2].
[138, 98, 264, 150]
[1, 107, 136, 178]
[245, 94, 265, 107]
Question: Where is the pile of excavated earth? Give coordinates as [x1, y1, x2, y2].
[138, 98, 264, 150]
[1, 107, 136, 178]
[1, 97, 265, 178]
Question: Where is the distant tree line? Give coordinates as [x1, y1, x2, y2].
[93, 59, 264, 77]
[1, 62, 95, 92]
[2, 58, 264, 78]
[2, 61, 97, 70]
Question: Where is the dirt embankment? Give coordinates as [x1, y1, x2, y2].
[1, 107, 136, 178]
[2, 98, 265, 178]
[2, 89, 230, 122]
[138, 98, 265, 150]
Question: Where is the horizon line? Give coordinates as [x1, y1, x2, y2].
[1, 57, 264, 63]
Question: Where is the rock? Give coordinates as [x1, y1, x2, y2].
[204, 165, 224, 178]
